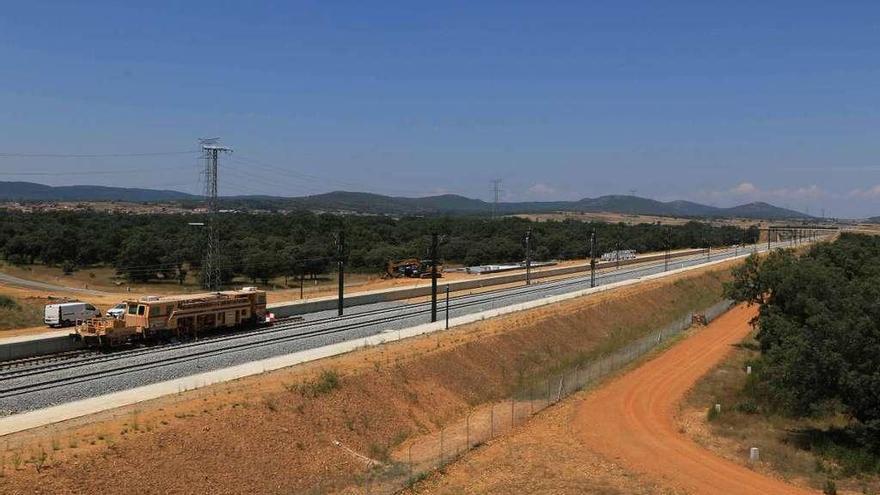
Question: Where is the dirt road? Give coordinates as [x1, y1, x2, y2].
[574, 304, 815, 494]
[0, 271, 109, 296]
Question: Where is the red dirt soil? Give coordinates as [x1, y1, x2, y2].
[574, 304, 817, 495]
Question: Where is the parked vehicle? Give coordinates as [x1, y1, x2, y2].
[44, 302, 101, 327]
[106, 303, 127, 319]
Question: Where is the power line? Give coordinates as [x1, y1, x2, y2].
[0, 150, 199, 158]
[230, 154, 476, 198]
[0, 164, 193, 176]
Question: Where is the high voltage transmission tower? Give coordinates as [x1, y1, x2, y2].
[491, 179, 502, 218]
[200, 138, 232, 291]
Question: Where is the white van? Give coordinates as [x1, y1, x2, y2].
[44, 302, 101, 327]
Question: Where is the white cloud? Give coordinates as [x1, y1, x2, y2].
[695, 182, 828, 205]
[731, 182, 758, 195]
[525, 182, 557, 198]
[848, 185, 880, 199]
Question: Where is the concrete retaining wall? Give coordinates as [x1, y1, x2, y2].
[0, 333, 84, 361]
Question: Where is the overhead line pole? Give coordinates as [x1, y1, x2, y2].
[664, 228, 670, 271]
[430, 233, 439, 323]
[525, 227, 532, 286]
[589, 229, 596, 288]
[615, 234, 621, 270]
[336, 230, 345, 316]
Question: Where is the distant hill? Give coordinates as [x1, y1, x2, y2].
[0, 181, 196, 202]
[0, 181, 812, 220]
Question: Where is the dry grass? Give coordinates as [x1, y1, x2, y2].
[682, 333, 880, 494]
[0, 292, 43, 330]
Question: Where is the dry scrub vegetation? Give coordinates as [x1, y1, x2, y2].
[0, 293, 43, 330]
[682, 333, 880, 495]
[0, 265, 730, 494]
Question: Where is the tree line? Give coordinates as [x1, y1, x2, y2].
[727, 233, 880, 455]
[0, 209, 759, 284]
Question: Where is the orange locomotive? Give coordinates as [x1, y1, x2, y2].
[76, 288, 268, 347]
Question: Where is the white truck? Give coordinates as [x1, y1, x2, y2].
[44, 302, 101, 327]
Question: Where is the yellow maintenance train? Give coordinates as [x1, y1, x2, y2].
[76, 288, 268, 347]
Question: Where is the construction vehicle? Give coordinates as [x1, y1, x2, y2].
[384, 258, 443, 279]
[75, 287, 267, 347]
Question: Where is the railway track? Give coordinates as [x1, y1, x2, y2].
[0, 349, 101, 371]
[0, 240, 809, 408]
[0, 246, 722, 382]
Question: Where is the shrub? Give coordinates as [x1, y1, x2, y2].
[0, 295, 17, 309]
[295, 369, 341, 398]
[707, 404, 720, 422]
[735, 400, 759, 414]
[823, 479, 837, 495]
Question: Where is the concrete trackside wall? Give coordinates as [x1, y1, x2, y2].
[0, 334, 83, 361]
[268, 248, 706, 317]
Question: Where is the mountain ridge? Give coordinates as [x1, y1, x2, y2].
[0, 181, 812, 220]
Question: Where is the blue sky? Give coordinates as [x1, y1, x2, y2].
[1, 1, 878, 217]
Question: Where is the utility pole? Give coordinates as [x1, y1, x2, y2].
[430, 233, 439, 323]
[767, 227, 772, 251]
[336, 230, 345, 316]
[200, 138, 231, 291]
[524, 227, 532, 285]
[589, 229, 596, 288]
[491, 179, 502, 218]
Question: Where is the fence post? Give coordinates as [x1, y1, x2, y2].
[408, 443, 414, 480]
[440, 427, 444, 466]
[466, 413, 470, 450]
[510, 396, 515, 427]
[530, 384, 535, 415]
[490, 404, 494, 437]
[557, 375, 565, 402]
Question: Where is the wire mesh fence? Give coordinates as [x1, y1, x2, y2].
[344, 298, 735, 494]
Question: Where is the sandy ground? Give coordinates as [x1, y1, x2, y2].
[403, 398, 665, 494]
[406, 304, 818, 495]
[572, 304, 815, 494]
